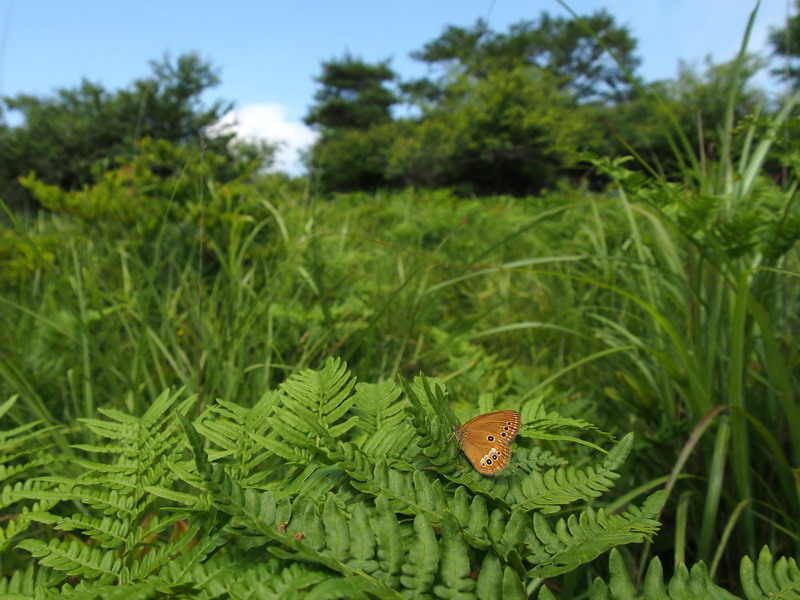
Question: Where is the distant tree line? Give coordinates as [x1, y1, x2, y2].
[0, 54, 276, 213]
[304, 8, 799, 195]
[1, 5, 798, 211]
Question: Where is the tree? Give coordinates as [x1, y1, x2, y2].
[305, 55, 399, 191]
[769, 0, 800, 86]
[305, 13, 638, 194]
[0, 53, 257, 211]
[388, 67, 594, 195]
[408, 10, 640, 104]
[304, 55, 398, 130]
[311, 125, 400, 193]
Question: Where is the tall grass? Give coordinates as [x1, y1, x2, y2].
[2, 167, 797, 589]
[0, 186, 592, 418]
[579, 3, 800, 582]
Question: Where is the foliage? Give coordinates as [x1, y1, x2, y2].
[408, 10, 640, 103]
[307, 8, 638, 193]
[769, 0, 800, 84]
[581, 8, 800, 580]
[0, 53, 269, 212]
[310, 63, 595, 195]
[310, 123, 400, 192]
[590, 55, 768, 176]
[387, 67, 593, 194]
[3, 364, 797, 597]
[540, 546, 800, 599]
[0, 5, 799, 596]
[1, 361, 671, 597]
[305, 54, 398, 130]
[18, 137, 265, 233]
[304, 55, 400, 192]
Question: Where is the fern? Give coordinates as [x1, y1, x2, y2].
[172, 361, 665, 597]
[8, 359, 788, 598]
[12, 388, 198, 590]
[539, 545, 800, 599]
[0, 396, 64, 555]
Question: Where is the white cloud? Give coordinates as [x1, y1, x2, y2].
[214, 103, 317, 175]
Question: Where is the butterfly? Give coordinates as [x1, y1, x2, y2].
[453, 410, 521, 475]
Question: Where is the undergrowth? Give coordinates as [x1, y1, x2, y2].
[2, 359, 797, 598]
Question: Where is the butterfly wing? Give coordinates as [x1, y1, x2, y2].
[455, 410, 521, 475]
[458, 429, 513, 474]
[459, 410, 520, 443]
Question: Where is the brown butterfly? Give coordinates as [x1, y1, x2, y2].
[453, 410, 521, 475]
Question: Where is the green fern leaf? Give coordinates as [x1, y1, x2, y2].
[476, 552, 503, 600]
[331, 444, 447, 520]
[127, 520, 203, 581]
[322, 494, 351, 563]
[17, 538, 122, 579]
[350, 379, 404, 436]
[579, 544, 800, 599]
[434, 511, 477, 598]
[400, 513, 440, 599]
[276, 356, 357, 437]
[374, 495, 404, 586]
[740, 545, 800, 600]
[527, 489, 667, 579]
[508, 433, 634, 513]
[521, 394, 611, 442]
[349, 502, 379, 575]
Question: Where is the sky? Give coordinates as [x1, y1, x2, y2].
[0, 1, 792, 174]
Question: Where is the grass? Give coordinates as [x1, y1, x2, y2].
[3, 166, 798, 578]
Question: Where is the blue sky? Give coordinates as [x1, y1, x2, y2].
[0, 1, 789, 172]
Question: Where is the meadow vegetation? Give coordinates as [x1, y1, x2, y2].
[0, 4, 798, 598]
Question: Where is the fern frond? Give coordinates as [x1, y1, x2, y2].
[506, 433, 633, 513]
[275, 356, 357, 436]
[10, 389, 199, 591]
[244, 358, 359, 468]
[509, 446, 567, 474]
[374, 495, 404, 588]
[0, 563, 61, 598]
[447, 486, 491, 550]
[41, 578, 175, 600]
[476, 551, 528, 600]
[403, 376, 461, 475]
[155, 529, 230, 585]
[573, 546, 741, 599]
[330, 443, 447, 520]
[182, 412, 407, 596]
[25, 511, 128, 549]
[0, 420, 56, 453]
[520, 394, 613, 443]
[350, 380, 404, 435]
[0, 399, 64, 553]
[195, 390, 281, 486]
[527, 489, 667, 579]
[350, 380, 420, 461]
[434, 511, 477, 598]
[10, 365, 679, 598]
[740, 545, 800, 600]
[126, 519, 203, 581]
[17, 538, 122, 580]
[400, 513, 440, 598]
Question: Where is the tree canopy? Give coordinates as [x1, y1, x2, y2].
[769, 0, 800, 85]
[0, 53, 272, 211]
[408, 10, 640, 103]
[305, 10, 640, 194]
[304, 55, 398, 130]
